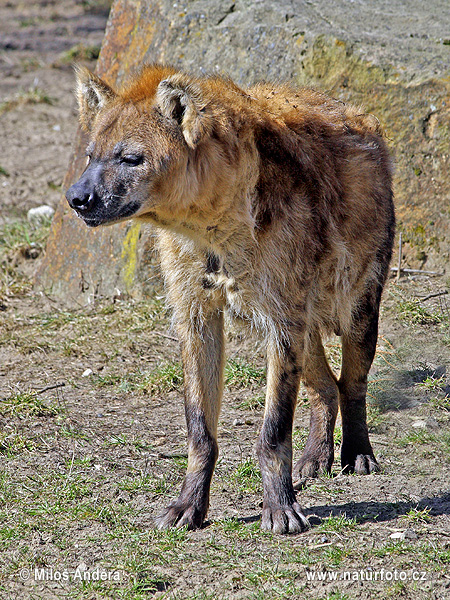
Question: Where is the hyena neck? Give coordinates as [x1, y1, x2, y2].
[139, 191, 257, 254]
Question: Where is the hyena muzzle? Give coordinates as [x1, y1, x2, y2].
[66, 65, 395, 534]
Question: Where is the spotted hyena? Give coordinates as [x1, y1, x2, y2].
[66, 65, 395, 534]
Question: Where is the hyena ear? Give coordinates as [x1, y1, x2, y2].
[156, 74, 213, 148]
[75, 65, 117, 132]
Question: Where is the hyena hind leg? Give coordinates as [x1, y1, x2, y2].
[338, 285, 382, 475]
[292, 328, 339, 482]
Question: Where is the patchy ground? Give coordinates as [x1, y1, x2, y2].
[1, 2, 450, 600]
[0, 0, 109, 221]
[1, 264, 450, 600]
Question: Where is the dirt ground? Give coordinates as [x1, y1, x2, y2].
[0, 0, 109, 222]
[1, 2, 450, 600]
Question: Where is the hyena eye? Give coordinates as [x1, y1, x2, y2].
[120, 154, 144, 166]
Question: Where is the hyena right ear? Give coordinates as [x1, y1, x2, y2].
[75, 65, 117, 133]
[156, 74, 213, 148]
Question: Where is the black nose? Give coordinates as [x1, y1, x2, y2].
[66, 183, 95, 212]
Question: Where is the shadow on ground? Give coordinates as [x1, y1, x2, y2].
[308, 492, 450, 524]
[234, 492, 450, 528]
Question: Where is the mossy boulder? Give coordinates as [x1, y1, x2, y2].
[38, 0, 450, 303]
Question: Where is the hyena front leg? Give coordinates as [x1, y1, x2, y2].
[338, 285, 381, 474]
[155, 310, 224, 530]
[257, 338, 309, 534]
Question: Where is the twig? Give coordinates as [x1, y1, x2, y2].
[21, 483, 37, 493]
[62, 448, 75, 490]
[396, 232, 402, 282]
[309, 541, 334, 549]
[428, 530, 450, 537]
[158, 451, 188, 459]
[151, 331, 178, 342]
[417, 290, 448, 302]
[390, 267, 441, 275]
[36, 382, 66, 395]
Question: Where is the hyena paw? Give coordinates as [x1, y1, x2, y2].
[293, 440, 334, 482]
[341, 450, 380, 475]
[154, 501, 206, 531]
[261, 502, 310, 534]
[293, 452, 333, 482]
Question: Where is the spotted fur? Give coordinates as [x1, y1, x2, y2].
[67, 65, 395, 534]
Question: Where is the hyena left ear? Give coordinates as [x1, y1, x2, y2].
[156, 74, 213, 148]
[75, 65, 117, 133]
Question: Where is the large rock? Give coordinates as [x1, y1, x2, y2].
[37, 0, 450, 303]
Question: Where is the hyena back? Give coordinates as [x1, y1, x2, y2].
[67, 65, 395, 534]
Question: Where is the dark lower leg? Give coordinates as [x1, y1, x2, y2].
[293, 330, 339, 479]
[339, 292, 380, 474]
[257, 339, 309, 534]
[155, 311, 224, 530]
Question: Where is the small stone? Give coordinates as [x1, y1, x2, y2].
[389, 531, 404, 540]
[404, 528, 418, 540]
[23, 243, 41, 259]
[412, 420, 427, 429]
[426, 417, 440, 430]
[320, 535, 329, 544]
[27, 205, 55, 227]
[82, 368, 93, 377]
[233, 418, 243, 426]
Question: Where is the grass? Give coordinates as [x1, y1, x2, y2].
[0, 238, 449, 598]
[230, 458, 262, 495]
[225, 359, 266, 388]
[0, 219, 52, 253]
[400, 506, 431, 524]
[318, 514, 358, 533]
[0, 390, 61, 418]
[0, 431, 34, 456]
[390, 287, 445, 326]
[429, 395, 450, 411]
[0, 86, 54, 115]
[415, 375, 447, 392]
[0, 431, 448, 599]
[396, 430, 436, 447]
[0, 291, 169, 357]
[95, 358, 266, 396]
[239, 394, 265, 411]
[96, 361, 183, 394]
[0, 218, 52, 301]
[59, 43, 101, 63]
[81, 0, 114, 11]
[293, 426, 308, 452]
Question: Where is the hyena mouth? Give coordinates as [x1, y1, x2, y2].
[76, 199, 142, 228]
[78, 215, 103, 228]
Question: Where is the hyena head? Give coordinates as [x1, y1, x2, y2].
[66, 65, 219, 228]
